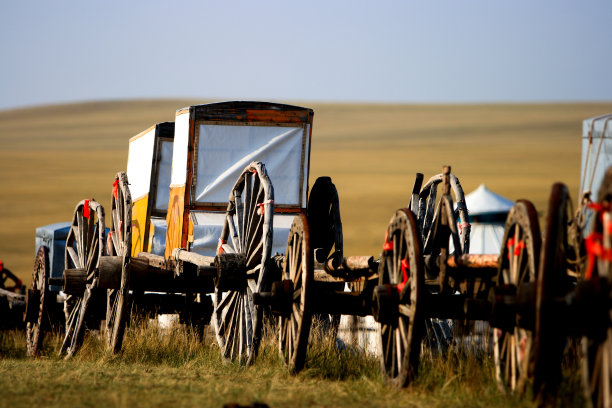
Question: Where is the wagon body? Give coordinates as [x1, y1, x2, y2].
[163, 101, 313, 258]
[127, 122, 174, 256]
[35, 222, 71, 292]
[580, 114, 612, 201]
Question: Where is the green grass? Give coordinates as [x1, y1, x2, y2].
[0, 319, 564, 408]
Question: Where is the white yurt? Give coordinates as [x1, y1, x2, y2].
[463, 184, 514, 255]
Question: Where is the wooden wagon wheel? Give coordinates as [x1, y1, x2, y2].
[307, 176, 343, 265]
[307, 176, 343, 335]
[0, 263, 23, 292]
[213, 161, 274, 364]
[581, 166, 612, 408]
[377, 209, 425, 387]
[493, 199, 541, 394]
[278, 214, 312, 373]
[532, 183, 574, 398]
[417, 173, 470, 255]
[25, 246, 50, 357]
[106, 172, 132, 354]
[59, 199, 105, 358]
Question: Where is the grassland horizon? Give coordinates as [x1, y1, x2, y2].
[1, 99, 612, 283]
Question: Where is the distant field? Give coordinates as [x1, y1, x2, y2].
[1, 100, 611, 283]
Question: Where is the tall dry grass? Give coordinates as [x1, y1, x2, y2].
[0, 314, 584, 407]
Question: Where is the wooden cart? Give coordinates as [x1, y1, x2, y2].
[525, 114, 612, 406]
[43, 102, 319, 363]
[252, 164, 552, 393]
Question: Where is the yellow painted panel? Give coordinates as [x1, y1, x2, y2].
[131, 195, 149, 256]
[165, 186, 185, 258]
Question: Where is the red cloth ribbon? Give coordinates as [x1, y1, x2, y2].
[113, 179, 119, 200]
[382, 230, 393, 251]
[397, 258, 409, 292]
[83, 199, 90, 218]
[506, 237, 525, 259]
[256, 200, 274, 216]
[217, 238, 227, 254]
[457, 221, 471, 234]
[584, 233, 612, 279]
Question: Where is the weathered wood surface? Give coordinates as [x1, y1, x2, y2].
[171, 248, 215, 268]
[0, 287, 25, 305]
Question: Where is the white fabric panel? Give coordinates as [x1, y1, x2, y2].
[194, 125, 304, 205]
[127, 129, 155, 200]
[171, 113, 190, 186]
[149, 217, 167, 256]
[581, 116, 612, 200]
[271, 214, 295, 256]
[190, 211, 295, 257]
[154, 140, 173, 211]
[190, 212, 226, 257]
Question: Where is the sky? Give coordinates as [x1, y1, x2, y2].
[0, 0, 611, 111]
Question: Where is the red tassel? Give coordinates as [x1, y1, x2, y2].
[113, 179, 119, 200]
[83, 199, 90, 218]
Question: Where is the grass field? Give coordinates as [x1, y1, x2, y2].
[1, 100, 610, 407]
[1, 100, 611, 283]
[0, 319, 585, 407]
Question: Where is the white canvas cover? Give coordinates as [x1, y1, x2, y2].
[127, 128, 155, 201]
[194, 124, 307, 206]
[171, 112, 190, 186]
[581, 115, 612, 200]
[153, 139, 173, 211]
[189, 211, 295, 257]
[149, 217, 167, 256]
